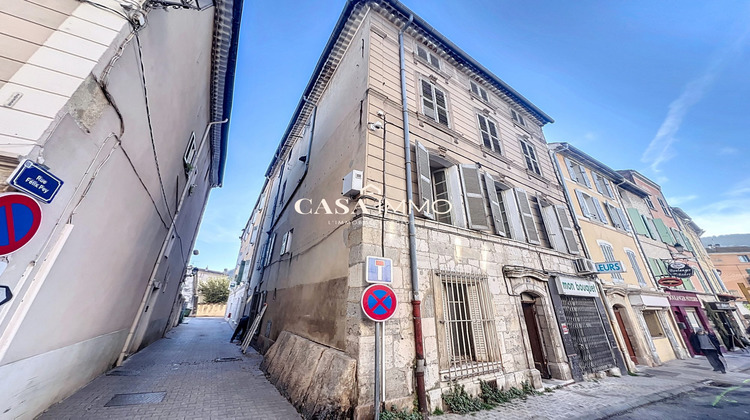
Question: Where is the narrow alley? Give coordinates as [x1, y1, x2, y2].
[38, 318, 300, 420]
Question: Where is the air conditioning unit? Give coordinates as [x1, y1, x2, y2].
[574, 258, 597, 274]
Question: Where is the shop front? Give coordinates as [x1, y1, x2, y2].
[705, 299, 747, 351]
[628, 293, 686, 362]
[666, 290, 712, 356]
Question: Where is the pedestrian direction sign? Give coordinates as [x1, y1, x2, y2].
[361, 284, 397, 322]
[0, 193, 43, 256]
[366, 256, 393, 284]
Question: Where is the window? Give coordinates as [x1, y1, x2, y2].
[249, 226, 259, 244]
[510, 108, 526, 126]
[470, 81, 489, 102]
[652, 218, 675, 244]
[626, 249, 647, 287]
[739, 255, 750, 263]
[592, 172, 614, 198]
[657, 197, 671, 217]
[279, 229, 293, 255]
[645, 196, 655, 209]
[416, 45, 440, 69]
[420, 79, 449, 126]
[263, 233, 276, 267]
[643, 311, 664, 338]
[437, 271, 501, 379]
[416, 143, 471, 228]
[599, 242, 623, 281]
[564, 157, 591, 188]
[519, 138, 541, 175]
[432, 169, 452, 225]
[575, 189, 608, 224]
[605, 203, 630, 231]
[477, 114, 501, 154]
[643, 216, 658, 240]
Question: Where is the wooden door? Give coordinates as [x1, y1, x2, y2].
[614, 308, 638, 365]
[523, 301, 550, 378]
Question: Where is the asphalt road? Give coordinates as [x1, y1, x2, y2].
[609, 379, 750, 420]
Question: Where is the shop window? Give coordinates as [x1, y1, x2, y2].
[643, 311, 665, 338]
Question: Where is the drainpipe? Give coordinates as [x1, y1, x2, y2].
[118, 118, 227, 365]
[548, 145, 628, 374]
[398, 14, 427, 415]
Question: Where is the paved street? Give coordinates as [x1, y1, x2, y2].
[38, 318, 300, 420]
[441, 352, 750, 420]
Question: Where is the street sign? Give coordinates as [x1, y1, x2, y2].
[658, 277, 683, 287]
[0, 285, 11, 306]
[361, 284, 397, 322]
[667, 262, 694, 278]
[0, 193, 43, 256]
[366, 256, 393, 284]
[595, 261, 625, 274]
[7, 159, 63, 204]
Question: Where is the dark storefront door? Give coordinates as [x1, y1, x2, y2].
[522, 301, 550, 379]
[561, 295, 616, 374]
[614, 307, 638, 365]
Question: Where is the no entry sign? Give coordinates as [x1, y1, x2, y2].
[0, 193, 42, 256]
[361, 284, 397, 322]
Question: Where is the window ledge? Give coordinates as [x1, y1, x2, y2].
[470, 92, 496, 110]
[526, 169, 549, 184]
[413, 53, 452, 81]
[416, 112, 463, 142]
[481, 146, 509, 163]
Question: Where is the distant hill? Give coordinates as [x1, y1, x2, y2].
[701, 234, 750, 248]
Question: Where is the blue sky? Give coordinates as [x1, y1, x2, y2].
[190, 0, 750, 271]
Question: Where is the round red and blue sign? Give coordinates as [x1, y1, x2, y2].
[361, 284, 397, 322]
[0, 193, 42, 256]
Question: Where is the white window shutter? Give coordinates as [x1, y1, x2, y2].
[415, 142, 433, 219]
[483, 173, 506, 236]
[514, 188, 541, 244]
[446, 166, 467, 228]
[575, 189, 590, 217]
[555, 205, 580, 254]
[616, 207, 631, 232]
[459, 164, 489, 231]
[502, 189, 525, 241]
[541, 203, 565, 252]
[564, 157, 578, 182]
[593, 198, 608, 224]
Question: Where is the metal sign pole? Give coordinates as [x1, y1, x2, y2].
[374, 321, 381, 419]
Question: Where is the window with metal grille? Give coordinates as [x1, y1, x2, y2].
[438, 271, 501, 380]
[420, 79, 449, 126]
[625, 249, 647, 287]
[599, 242, 623, 281]
[477, 114, 501, 154]
[519, 138, 541, 175]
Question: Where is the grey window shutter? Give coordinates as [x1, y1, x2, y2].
[415, 142, 433, 219]
[683, 233, 695, 252]
[592, 198, 608, 224]
[593, 173, 604, 194]
[421, 80, 436, 120]
[604, 179, 615, 198]
[605, 203, 624, 229]
[459, 165, 489, 230]
[578, 166, 592, 188]
[575, 189, 590, 217]
[434, 87, 449, 126]
[627, 208, 648, 235]
[616, 207, 631, 232]
[564, 157, 578, 182]
[483, 173, 506, 236]
[514, 188, 540, 244]
[501, 189, 525, 240]
[540, 203, 565, 252]
[467, 284, 489, 361]
[555, 205, 580, 254]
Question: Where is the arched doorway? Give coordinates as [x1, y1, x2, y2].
[613, 305, 638, 365]
[521, 292, 551, 379]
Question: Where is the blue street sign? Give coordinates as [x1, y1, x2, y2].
[8, 159, 63, 204]
[366, 256, 392, 284]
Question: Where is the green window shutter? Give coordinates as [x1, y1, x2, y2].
[627, 209, 648, 235]
[653, 218, 674, 244]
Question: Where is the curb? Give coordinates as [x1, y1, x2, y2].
[589, 382, 703, 419]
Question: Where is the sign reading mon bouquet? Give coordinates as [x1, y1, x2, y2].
[557, 276, 598, 297]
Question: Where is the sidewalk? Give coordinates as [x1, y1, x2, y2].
[38, 317, 300, 420]
[440, 351, 750, 419]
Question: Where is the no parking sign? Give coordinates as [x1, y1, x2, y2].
[361, 284, 397, 322]
[0, 193, 43, 256]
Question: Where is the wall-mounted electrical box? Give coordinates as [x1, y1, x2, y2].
[342, 170, 363, 197]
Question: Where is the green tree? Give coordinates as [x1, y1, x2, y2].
[199, 277, 230, 303]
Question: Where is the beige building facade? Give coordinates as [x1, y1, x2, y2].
[0, 1, 240, 418]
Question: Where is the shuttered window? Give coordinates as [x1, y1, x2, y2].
[599, 243, 623, 281]
[415, 142, 433, 219]
[576, 190, 608, 224]
[416, 45, 440, 69]
[420, 79, 449, 126]
[250, 226, 259, 244]
[628, 208, 648, 235]
[653, 218, 675, 244]
[263, 233, 276, 267]
[593, 172, 613, 197]
[556, 205, 580, 254]
[519, 138, 541, 175]
[605, 203, 624, 230]
[459, 165, 489, 231]
[565, 157, 591, 187]
[433, 169, 452, 225]
[626, 250, 647, 287]
[541, 203, 565, 252]
[501, 188, 526, 241]
[643, 217, 658, 240]
[470, 81, 489, 102]
[514, 188, 541, 244]
[484, 173, 509, 237]
[477, 114, 501, 154]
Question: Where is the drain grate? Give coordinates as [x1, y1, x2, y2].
[106, 370, 140, 376]
[214, 357, 242, 362]
[105, 392, 166, 407]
